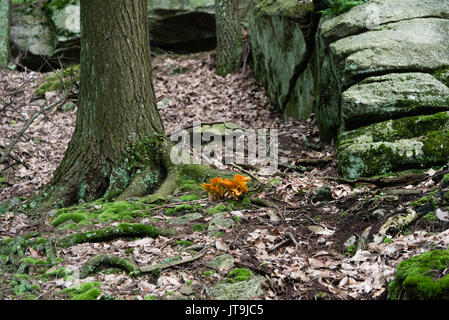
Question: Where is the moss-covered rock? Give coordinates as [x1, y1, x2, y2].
[388, 249, 449, 300]
[338, 112, 449, 178]
[248, 0, 314, 119]
[209, 276, 266, 300]
[35, 64, 80, 95]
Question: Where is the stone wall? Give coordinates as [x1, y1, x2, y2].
[249, 0, 449, 178]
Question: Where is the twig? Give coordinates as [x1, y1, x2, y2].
[286, 232, 298, 247]
[318, 172, 431, 187]
[0, 93, 69, 165]
[140, 247, 209, 274]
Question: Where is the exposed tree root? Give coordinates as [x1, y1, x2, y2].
[79, 254, 138, 279]
[56, 223, 174, 248]
[79, 247, 209, 279]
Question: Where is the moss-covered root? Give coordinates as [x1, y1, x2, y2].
[80, 254, 139, 279]
[134, 167, 182, 204]
[56, 223, 175, 248]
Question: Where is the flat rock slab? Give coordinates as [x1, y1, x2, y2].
[341, 73, 449, 130]
[168, 212, 203, 225]
[320, 0, 449, 45]
[209, 276, 266, 300]
[330, 18, 449, 86]
[338, 112, 449, 178]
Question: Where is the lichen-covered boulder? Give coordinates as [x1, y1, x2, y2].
[248, 0, 315, 120]
[388, 249, 449, 300]
[313, 0, 449, 178]
[341, 73, 449, 131]
[209, 276, 266, 300]
[338, 112, 449, 179]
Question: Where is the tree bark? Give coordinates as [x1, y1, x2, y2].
[215, 0, 242, 76]
[36, 0, 170, 209]
[0, 0, 10, 68]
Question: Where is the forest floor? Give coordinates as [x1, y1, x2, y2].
[1, 52, 449, 300]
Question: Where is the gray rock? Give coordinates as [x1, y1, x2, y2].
[344, 235, 357, 249]
[341, 73, 449, 130]
[320, 0, 449, 45]
[168, 212, 203, 225]
[61, 101, 76, 112]
[338, 111, 449, 178]
[371, 209, 386, 220]
[248, 0, 314, 119]
[330, 18, 449, 87]
[207, 254, 235, 272]
[208, 212, 234, 236]
[209, 276, 266, 300]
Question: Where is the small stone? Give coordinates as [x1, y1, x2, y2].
[61, 101, 76, 112]
[371, 209, 386, 220]
[344, 235, 357, 248]
[168, 212, 203, 225]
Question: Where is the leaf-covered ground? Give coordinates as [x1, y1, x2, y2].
[1, 53, 449, 300]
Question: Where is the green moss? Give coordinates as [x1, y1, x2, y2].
[96, 201, 144, 222]
[411, 194, 439, 210]
[173, 204, 194, 214]
[227, 268, 253, 283]
[165, 208, 175, 215]
[35, 65, 80, 96]
[423, 213, 437, 221]
[433, 67, 449, 88]
[50, 210, 88, 227]
[179, 194, 200, 201]
[176, 240, 193, 247]
[62, 281, 101, 298]
[202, 270, 216, 277]
[208, 204, 229, 214]
[193, 224, 207, 232]
[388, 249, 449, 299]
[57, 223, 174, 247]
[338, 112, 449, 178]
[79, 254, 138, 279]
[253, 0, 314, 19]
[179, 179, 203, 192]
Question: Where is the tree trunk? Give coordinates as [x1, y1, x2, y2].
[215, 0, 242, 76]
[37, 0, 170, 209]
[0, 0, 10, 68]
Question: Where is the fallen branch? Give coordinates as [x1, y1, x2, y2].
[318, 172, 430, 187]
[139, 247, 208, 274]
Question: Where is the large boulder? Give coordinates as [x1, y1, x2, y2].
[248, 0, 315, 120]
[9, 1, 80, 70]
[312, 0, 449, 178]
[9, 0, 251, 69]
[148, 0, 216, 50]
